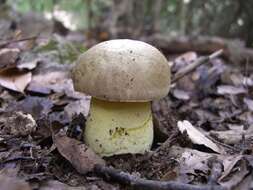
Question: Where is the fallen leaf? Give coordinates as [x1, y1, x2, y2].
[0, 69, 31, 93]
[17, 52, 39, 70]
[243, 98, 253, 111]
[195, 61, 226, 94]
[172, 89, 190, 100]
[26, 82, 51, 95]
[219, 155, 243, 181]
[29, 70, 73, 94]
[167, 146, 215, 183]
[0, 48, 20, 71]
[179, 148, 212, 181]
[177, 120, 223, 153]
[0, 111, 36, 136]
[232, 174, 253, 190]
[17, 59, 38, 70]
[219, 157, 250, 189]
[217, 85, 247, 95]
[54, 131, 105, 174]
[7, 96, 53, 120]
[164, 146, 252, 186]
[209, 125, 252, 145]
[194, 109, 219, 124]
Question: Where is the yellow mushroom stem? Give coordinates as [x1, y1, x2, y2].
[85, 98, 153, 157]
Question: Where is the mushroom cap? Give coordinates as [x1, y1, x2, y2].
[72, 39, 171, 102]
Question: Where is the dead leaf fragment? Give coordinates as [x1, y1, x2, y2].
[217, 85, 247, 95]
[177, 120, 223, 153]
[172, 89, 190, 100]
[17, 52, 39, 70]
[219, 157, 251, 189]
[0, 48, 20, 70]
[166, 146, 216, 183]
[244, 98, 253, 111]
[29, 71, 73, 94]
[54, 131, 105, 174]
[219, 155, 243, 181]
[0, 69, 31, 93]
[17, 59, 38, 70]
[180, 149, 212, 179]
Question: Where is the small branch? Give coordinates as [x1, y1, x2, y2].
[0, 36, 38, 48]
[171, 49, 223, 83]
[94, 165, 227, 190]
[3, 156, 35, 164]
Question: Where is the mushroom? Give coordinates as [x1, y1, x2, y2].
[71, 39, 171, 157]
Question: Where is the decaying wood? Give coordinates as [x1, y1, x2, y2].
[144, 34, 253, 63]
[94, 165, 227, 190]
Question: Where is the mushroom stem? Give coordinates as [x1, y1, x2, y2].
[85, 98, 153, 157]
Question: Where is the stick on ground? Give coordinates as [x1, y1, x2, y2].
[171, 49, 223, 83]
[0, 36, 38, 48]
[94, 165, 227, 190]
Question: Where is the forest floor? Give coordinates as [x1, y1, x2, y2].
[0, 11, 253, 190]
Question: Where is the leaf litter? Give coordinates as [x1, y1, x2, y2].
[0, 15, 252, 190]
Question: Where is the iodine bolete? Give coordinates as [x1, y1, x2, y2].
[71, 39, 171, 157]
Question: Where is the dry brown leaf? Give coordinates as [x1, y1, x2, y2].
[54, 131, 105, 174]
[177, 120, 223, 153]
[0, 69, 31, 93]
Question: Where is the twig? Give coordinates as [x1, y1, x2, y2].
[2, 156, 35, 164]
[94, 165, 228, 190]
[171, 49, 223, 83]
[0, 36, 38, 48]
[208, 135, 240, 152]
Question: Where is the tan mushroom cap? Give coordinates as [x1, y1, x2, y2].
[72, 39, 171, 102]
